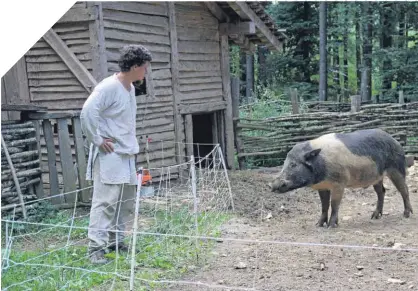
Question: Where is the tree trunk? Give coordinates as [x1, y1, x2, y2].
[361, 2, 373, 102]
[319, 2, 328, 101]
[343, 4, 349, 98]
[381, 3, 393, 96]
[240, 51, 247, 102]
[246, 53, 254, 101]
[302, 2, 311, 83]
[356, 5, 362, 93]
[257, 46, 268, 88]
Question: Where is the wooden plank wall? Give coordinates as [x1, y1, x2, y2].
[102, 2, 178, 178]
[175, 3, 223, 106]
[23, 3, 92, 195]
[25, 29, 91, 111]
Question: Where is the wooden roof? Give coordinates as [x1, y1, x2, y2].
[206, 1, 286, 51]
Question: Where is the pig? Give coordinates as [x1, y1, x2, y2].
[269, 128, 414, 228]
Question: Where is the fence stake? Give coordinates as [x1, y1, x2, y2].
[129, 169, 142, 291]
[290, 88, 299, 114]
[231, 76, 245, 170]
[350, 95, 361, 113]
[190, 155, 199, 263]
[399, 90, 405, 104]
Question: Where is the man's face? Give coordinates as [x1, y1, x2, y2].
[133, 62, 149, 81]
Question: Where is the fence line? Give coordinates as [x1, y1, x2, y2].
[236, 101, 418, 166]
[3, 218, 418, 253]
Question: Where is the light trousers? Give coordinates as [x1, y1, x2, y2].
[88, 157, 136, 251]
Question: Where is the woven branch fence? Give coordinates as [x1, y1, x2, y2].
[235, 101, 418, 167]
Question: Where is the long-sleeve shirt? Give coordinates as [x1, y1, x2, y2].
[80, 74, 139, 185]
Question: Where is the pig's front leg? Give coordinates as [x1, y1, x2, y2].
[328, 186, 345, 228]
[316, 190, 330, 227]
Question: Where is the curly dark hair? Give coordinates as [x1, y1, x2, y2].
[118, 45, 152, 72]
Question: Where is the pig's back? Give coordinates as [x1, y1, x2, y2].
[309, 129, 406, 186]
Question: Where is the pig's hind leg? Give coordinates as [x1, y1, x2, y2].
[316, 190, 330, 227]
[387, 169, 413, 218]
[371, 180, 385, 219]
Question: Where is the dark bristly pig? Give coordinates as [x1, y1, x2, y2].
[268, 128, 414, 228]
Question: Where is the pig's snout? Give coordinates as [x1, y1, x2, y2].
[269, 179, 290, 193]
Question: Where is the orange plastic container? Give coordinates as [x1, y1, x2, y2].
[141, 169, 152, 186]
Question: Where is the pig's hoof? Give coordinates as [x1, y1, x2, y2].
[327, 217, 338, 228]
[404, 209, 412, 218]
[316, 215, 328, 227]
[371, 210, 382, 220]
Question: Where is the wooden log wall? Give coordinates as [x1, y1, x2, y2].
[102, 1, 178, 179]
[236, 102, 418, 164]
[1, 121, 43, 218]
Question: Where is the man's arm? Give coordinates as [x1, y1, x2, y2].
[80, 90, 106, 147]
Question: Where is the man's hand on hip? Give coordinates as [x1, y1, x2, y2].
[100, 138, 115, 153]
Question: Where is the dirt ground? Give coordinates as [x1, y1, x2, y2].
[167, 164, 418, 291]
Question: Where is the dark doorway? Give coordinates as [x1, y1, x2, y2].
[192, 113, 214, 167]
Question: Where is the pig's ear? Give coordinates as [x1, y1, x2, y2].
[304, 148, 321, 161]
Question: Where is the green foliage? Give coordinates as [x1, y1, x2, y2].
[263, 2, 319, 96]
[249, 1, 418, 104]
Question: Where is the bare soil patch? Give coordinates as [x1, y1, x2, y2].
[168, 164, 418, 291]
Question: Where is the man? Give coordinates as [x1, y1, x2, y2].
[80, 44, 152, 264]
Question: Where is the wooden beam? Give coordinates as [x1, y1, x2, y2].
[57, 118, 78, 204]
[220, 35, 235, 169]
[27, 111, 80, 120]
[88, 2, 108, 81]
[1, 104, 47, 112]
[42, 119, 62, 204]
[58, 6, 96, 23]
[2, 56, 31, 119]
[220, 21, 256, 36]
[204, 2, 229, 22]
[168, 2, 184, 165]
[15, 56, 30, 104]
[42, 28, 98, 93]
[179, 101, 227, 115]
[185, 114, 193, 159]
[145, 63, 155, 98]
[235, 2, 283, 51]
[72, 117, 90, 203]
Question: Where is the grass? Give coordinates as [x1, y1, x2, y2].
[1, 202, 229, 291]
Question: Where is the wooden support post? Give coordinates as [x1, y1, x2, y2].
[231, 77, 245, 170]
[72, 117, 90, 203]
[220, 34, 235, 169]
[290, 88, 299, 114]
[211, 113, 219, 144]
[218, 111, 226, 156]
[350, 95, 362, 113]
[168, 2, 184, 166]
[398, 90, 405, 104]
[185, 114, 194, 160]
[88, 2, 108, 81]
[42, 119, 62, 204]
[57, 118, 77, 203]
[31, 120, 45, 198]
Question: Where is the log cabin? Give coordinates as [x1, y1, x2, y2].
[1, 1, 285, 199]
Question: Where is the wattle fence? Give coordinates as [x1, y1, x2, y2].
[234, 100, 418, 168]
